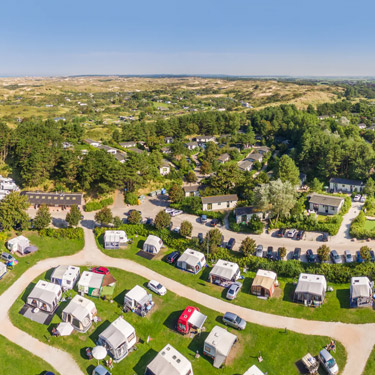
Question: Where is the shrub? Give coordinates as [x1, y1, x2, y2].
[239, 237, 257, 256]
[85, 197, 114, 212]
[155, 210, 171, 230]
[317, 244, 330, 262]
[39, 227, 84, 240]
[128, 210, 142, 224]
[124, 192, 138, 205]
[180, 221, 193, 237]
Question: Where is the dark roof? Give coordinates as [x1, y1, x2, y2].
[234, 206, 257, 216]
[329, 177, 364, 186]
[218, 153, 230, 162]
[183, 185, 200, 193]
[308, 193, 344, 207]
[247, 153, 263, 162]
[201, 194, 238, 204]
[22, 191, 83, 206]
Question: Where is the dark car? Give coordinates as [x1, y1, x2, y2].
[226, 238, 236, 250]
[276, 228, 286, 238]
[356, 250, 364, 263]
[273, 248, 282, 261]
[0, 252, 16, 263]
[266, 246, 273, 259]
[321, 232, 329, 242]
[198, 233, 204, 244]
[370, 250, 375, 262]
[145, 217, 154, 226]
[306, 249, 315, 263]
[200, 215, 207, 224]
[296, 230, 305, 241]
[330, 250, 342, 264]
[166, 251, 180, 264]
[293, 247, 301, 260]
[210, 219, 219, 227]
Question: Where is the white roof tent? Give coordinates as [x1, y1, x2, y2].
[98, 316, 137, 362]
[209, 260, 240, 283]
[294, 273, 327, 305]
[243, 365, 265, 375]
[124, 285, 153, 315]
[50, 265, 80, 290]
[176, 249, 206, 274]
[203, 325, 237, 368]
[104, 230, 128, 249]
[27, 280, 62, 313]
[62, 295, 96, 333]
[78, 271, 104, 297]
[145, 344, 193, 375]
[350, 276, 372, 307]
[143, 235, 163, 254]
[7, 235, 30, 255]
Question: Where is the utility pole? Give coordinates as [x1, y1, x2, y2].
[206, 231, 209, 259]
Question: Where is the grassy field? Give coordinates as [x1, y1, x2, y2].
[0, 334, 60, 375]
[0, 232, 84, 296]
[364, 346, 375, 374]
[98, 235, 375, 324]
[10, 267, 347, 375]
[364, 220, 375, 230]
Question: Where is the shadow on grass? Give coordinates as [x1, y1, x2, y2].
[133, 348, 158, 375]
[86, 365, 96, 375]
[163, 310, 182, 331]
[188, 331, 210, 362]
[282, 282, 296, 302]
[114, 289, 129, 309]
[21, 282, 36, 303]
[242, 277, 253, 295]
[89, 319, 112, 346]
[336, 288, 350, 309]
[199, 266, 211, 282]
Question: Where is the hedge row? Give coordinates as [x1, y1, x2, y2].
[350, 211, 375, 239]
[39, 227, 84, 240]
[85, 197, 114, 212]
[228, 214, 264, 234]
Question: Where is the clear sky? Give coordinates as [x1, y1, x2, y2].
[1, 0, 375, 76]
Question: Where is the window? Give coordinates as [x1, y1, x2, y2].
[48, 196, 51, 200]
[127, 332, 135, 342]
[204, 345, 211, 353]
[218, 202, 221, 206]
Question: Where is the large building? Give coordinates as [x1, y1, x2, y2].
[22, 191, 83, 209]
[201, 194, 238, 211]
[329, 177, 364, 193]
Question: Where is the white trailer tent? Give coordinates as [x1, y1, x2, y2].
[61, 295, 97, 333]
[203, 325, 237, 368]
[243, 365, 265, 375]
[143, 235, 163, 254]
[145, 344, 193, 375]
[98, 316, 137, 362]
[50, 265, 80, 291]
[176, 249, 206, 274]
[7, 235, 30, 255]
[294, 273, 327, 306]
[104, 230, 128, 249]
[27, 280, 62, 313]
[0, 263, 7, 279]
[350, 277, 373, 308]
[78, 271, 104, 297]
[209, 260, 240, 286]
[124, 285, 154, 316]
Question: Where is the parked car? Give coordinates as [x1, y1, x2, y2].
[222, 312, 247, 330]
[344, 250, 353, 263]
[226, 282, 242, 300]
[256, 245, 263, 258]
[321, 232, 329, 242]
[172, 227, 180, 233]
[318, 349, 339, 375]
[371, 250, 375, 262]
[276, 228, 286, 237]
[306, 249, 315, 263]
[210, 219, 219, 227]
[293, 248, 301, 260]
[170, 209, 183, 217]
[0, 252, 16, 263]
[274, 248, 282, 261]
[145, 217, 153, 225]
[330, 250, 342, 264]
[147, 280, 167, 296]
[200, 215, 207, 223]
[198, 233, 204, 244]
[356, 250, 364, 263]
[361, 194, 367, 203]
[165, 208, 174, 214]
[353, 194, 361, 202]
[166, 251, 180, 264]
[92, 267, 110, 275]
[296, 230, 305, 241]
[266, 246, 273, 259]
[226, 238, 236, 250]
[92, 365, 112, 375]
[287, 229, 297, 238]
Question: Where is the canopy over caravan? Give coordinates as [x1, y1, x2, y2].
[7, 235, 30, 255]
[27, 280, 62, 313]
[251, 269, 277, 298]
[177, 306, 207, 335]
[209, 260, 240, 286]
[124, 285, 154, 316]
[143, 235, 163, 254]
[294, 273, 327, 306]
[50, 265, 80, 291]
[350, 276, 373, 307]
[104, 230, 128, 249]
[78, 271, 104, 297]
[176, 249, 206, 274]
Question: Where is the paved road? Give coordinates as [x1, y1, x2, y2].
[1, 224, 375, 375]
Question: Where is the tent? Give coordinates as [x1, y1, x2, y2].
[203, 326, 237, 368]
[51, 265, 80, 290]
[98, 316, 136, 363]
[176, 249, 206, 274]
[243, 365, 265, 375]
[294, 273, 327, 306]
[0, 262, 7, 279]
[209, 260, 240, 285]
[145, 344, 193, 375]
[251, 269, 277, 298]
[350, 276, 372, 307]
[56, 322, 74, 336]
[7, 235, 30, 255]
[124, 285, 154, 316]
[104, 230, 128, 249]
[27, 280, 62, 313]
[62, 295, 97, 333]
[143, 235, 163, 254]
[78, 271, 104, 297]
[177, 306, 207, 334]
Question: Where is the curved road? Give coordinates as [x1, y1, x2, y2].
[0, 225, 375, 375]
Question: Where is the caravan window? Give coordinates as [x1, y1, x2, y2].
[127, 332, 135, 342]
[204, 345, 212, 353]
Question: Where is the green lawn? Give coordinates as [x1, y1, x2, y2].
[0, 232, 84, 296]
[0, 334, 60, 375]
[98, 235, 375, 324]
[364, 346, 375, 375]
[10, 267, 347, 375]
[364, 220, 375, 230]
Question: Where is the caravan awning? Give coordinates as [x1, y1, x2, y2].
[188, 310, 207, 329]
[213, 353, 226, 368]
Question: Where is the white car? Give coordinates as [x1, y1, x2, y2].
[353, 194, 361, 202]
[360, 194, 367, 203]
[170, 209, 183, 217]
[287, 229, 297, 238]
[147, 280, 167, 296]
[165, 208, 174, 214]
[226, 282, 242, 300]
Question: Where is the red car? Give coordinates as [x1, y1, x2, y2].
[92, 266, 110, 275]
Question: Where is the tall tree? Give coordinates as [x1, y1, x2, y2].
[65, 204, 82, 227]
[33, 204, 51, 230]
[168, 184, 184, 203]
[154, 210, 171, 230]
[0, 192, 30, 230]
[94, 207, 113, 226]
[274, 155, 300, 186]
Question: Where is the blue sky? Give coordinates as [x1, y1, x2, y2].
[1, 0, 375, 76]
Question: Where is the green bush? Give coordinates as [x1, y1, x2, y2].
[228, 214, 264, 234]
[85, 197, 114, 212]
[350, 211, 375, 239]
[39, 227, 84, 240]
[124, 192, 138, 205]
